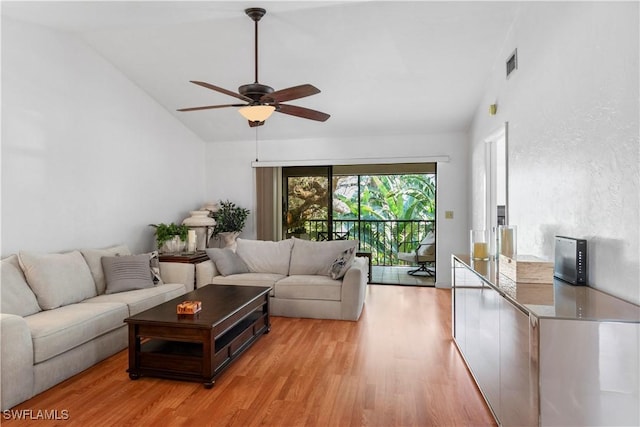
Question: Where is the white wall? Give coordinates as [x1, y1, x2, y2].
[1, 17, 207, 255]
[469, 3, 639, 303]
[205, 132, 469, 286]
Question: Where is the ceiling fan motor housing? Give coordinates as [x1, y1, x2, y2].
[239, 83, 274, 103]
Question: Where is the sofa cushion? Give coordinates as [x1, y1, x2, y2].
[1, 255, 42, 317]
[236, 238, 293, 275]
[210, 273, 279, 297]
[329, 246, 357, 279]
[205, 248, 249, 276]
[80, 245, 131, 295]
[24, 302, 127, 363]
[18, 250, 97, 310]
[274, 275, 342, 301]
[101, 254, 155, 294]
[289, 238, 358, 276]
[82, 283, 185, 316]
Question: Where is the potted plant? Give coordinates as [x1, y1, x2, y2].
[212, 200, 250, 247]
[150, 223, 189, 253]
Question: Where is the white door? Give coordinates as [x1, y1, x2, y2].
[484, 123, 508, 257]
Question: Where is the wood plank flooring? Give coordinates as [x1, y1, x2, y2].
[4, 286, 496, 426]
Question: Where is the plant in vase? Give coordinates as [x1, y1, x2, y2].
[150, 223, 189, 253]
[212, 200, 250, 248]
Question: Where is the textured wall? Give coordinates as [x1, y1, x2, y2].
[469, 2, 639, 303]
[1, 17, 207, 255]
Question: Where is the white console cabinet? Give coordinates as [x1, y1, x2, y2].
[452, 255, 640, 427]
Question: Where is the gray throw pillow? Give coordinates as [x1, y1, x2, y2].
[101, 254, 154, 294]
[205, 248, 249, 276]
[329, 246, 356, 279]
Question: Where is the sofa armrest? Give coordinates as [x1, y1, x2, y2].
[159, 262, 195, 292]
[195, 260, 220, 289]
[1, 314, 34, 410]
[340, 257, 368, 321]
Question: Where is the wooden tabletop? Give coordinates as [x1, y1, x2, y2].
[124, 285, 271, 328]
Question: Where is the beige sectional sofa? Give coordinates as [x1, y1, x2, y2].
[0, 245, 195, 410]
[197, 238, 368, 321]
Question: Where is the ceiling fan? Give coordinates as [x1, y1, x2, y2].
[178, 7, 330, 128]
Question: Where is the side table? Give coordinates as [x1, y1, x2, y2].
[158, 251, 209, 264]
[159, 251, 210, 288]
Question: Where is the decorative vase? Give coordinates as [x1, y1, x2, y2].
[218, 231, 240, 249]
[470, 229, 489, 261]
[161, 235, 185, 254]
[182, 210, 216, 251]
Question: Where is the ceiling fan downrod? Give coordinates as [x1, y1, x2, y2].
[245, 8, 266, 84]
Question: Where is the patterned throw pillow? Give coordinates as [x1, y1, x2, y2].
[328, 246, 356, 280]
[148, 251, 163, 285]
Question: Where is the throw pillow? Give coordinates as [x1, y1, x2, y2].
[147, 250, 163, 285]
[205, 248, 249, 276]
[329, 246, 357, 280]
[289, 237, 358, 276]
[101, 254, 154, 294]
[235, 238, 294, 275]
[18, 250, 97, 310]
[1, 254, 42, 316]
[80, 245, 131, 294]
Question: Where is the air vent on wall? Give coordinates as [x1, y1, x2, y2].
[506, 48, 518, 78]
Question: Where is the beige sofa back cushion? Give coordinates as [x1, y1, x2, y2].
[80, 245, 131, 294]
[236, 238, 294, 276]
[18, 250, 97, 310]
[1, 255, 42, 316]
[289, 238, 359, 276]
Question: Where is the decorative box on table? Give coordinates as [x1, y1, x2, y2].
[499, 254, 554, 284]
[177, 300, 202, 314]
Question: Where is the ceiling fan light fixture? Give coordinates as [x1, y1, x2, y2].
[238, 105, 275, 122]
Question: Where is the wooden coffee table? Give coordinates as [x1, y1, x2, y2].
[124, 284, 271, 388]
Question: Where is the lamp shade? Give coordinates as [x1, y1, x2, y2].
[238, 105, 275, 122]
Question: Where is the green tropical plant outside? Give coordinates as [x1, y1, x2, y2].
[286, 173, 436, 265]
[334, 174, 435, 264]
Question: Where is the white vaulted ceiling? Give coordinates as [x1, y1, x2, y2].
[2, 1, 521, 142]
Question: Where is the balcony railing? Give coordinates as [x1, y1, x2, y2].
[296, 219, 435, 266]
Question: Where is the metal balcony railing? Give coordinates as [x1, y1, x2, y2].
[297, 219, 435, 266]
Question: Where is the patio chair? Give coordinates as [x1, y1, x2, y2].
[318, 231, 350, 241]
[397, 232, 436, 276]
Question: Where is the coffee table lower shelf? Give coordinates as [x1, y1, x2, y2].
[125, 286, 271, 388]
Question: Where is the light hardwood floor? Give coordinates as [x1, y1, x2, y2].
[4, 286, 495, 426]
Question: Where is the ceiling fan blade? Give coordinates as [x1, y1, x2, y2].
[263, 84, 320, 103]
[190, 81, 253, 102]
[177, 104, 245, 112]
[276, 104, 330, 122]
[248, 120, 265, 128]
